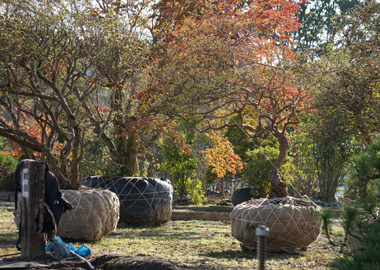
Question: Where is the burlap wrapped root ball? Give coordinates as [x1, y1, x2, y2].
[57, 189, 120, 241]
[81, 176, 173, 226]
[231, 197, 321, 253]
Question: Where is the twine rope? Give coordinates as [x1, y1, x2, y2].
[85, 177, 172, 213]
[232, 197, 320, 250]
[58, 190, 120, 241]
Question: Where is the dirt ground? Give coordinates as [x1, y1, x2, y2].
[1, 253, 260, 270]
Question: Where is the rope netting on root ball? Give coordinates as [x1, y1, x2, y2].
[57, 189, 120, 241]
[231, 196, 321, 254]
[81, 176, 174, 226]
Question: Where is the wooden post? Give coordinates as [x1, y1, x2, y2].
[19, 160, 46, 258]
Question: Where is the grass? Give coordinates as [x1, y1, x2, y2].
[0, 202, 344, 269]
[0, 204, 19, 258]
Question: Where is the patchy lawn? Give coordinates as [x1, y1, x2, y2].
[0, 201, 343, 269]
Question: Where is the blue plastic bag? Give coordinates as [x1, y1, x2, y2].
[53, 237, 70, 258]
[75, 244, 92, 257]
[46, 236, 92, 259]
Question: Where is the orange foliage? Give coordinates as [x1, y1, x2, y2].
[203, 131, 243, 178]
[2, 115, 63, 159]
[160, 123, 193, 155]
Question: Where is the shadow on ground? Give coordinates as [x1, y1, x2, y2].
[0, 253, 255, 270]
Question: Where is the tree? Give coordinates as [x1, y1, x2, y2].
[314, 140, 353, 202]
[304, 2, 380, 200]
[157, 122, 198, 200]
[0, 0, 227, 186]
[295, 0, 369, 54]
[292, 109, 359, 202]
[0, 0, 117, 188]
[224, 118, 278, 165]
[225, 121, 288, 197]
[203, 131, 243, 180]
[298, 1, 380, 199]
[144, 0, 309, 198]
[72, 0, 208, 177]
[243, 146, 294, 198]
[303, 1, 380, 145]
[87, 0, 164, 176]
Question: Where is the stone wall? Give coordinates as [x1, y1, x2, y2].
[0, 191, 15, 202]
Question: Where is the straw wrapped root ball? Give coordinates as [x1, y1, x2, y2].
[231, 197, 321, 253]
[57, 189, 120, 241]
[81, 176, 174, 226]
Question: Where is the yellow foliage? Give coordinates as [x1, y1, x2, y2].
[203, 131, 243, 178]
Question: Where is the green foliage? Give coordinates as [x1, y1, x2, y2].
[317, 205, 355, 248]
[157, 125, 200, 202]
[0, 137, 8, 150]
[79, 140, 120, 178]
[0, 153, 18, 191]
[242, 146, 294, 198]
[185, 177, 204, 204]
[340, 204, 359, 245]
[224, 123, 277, 164]
[333, 198, 380, 270]
[225, 122, 285, 197]
[314, 139, 354, 202]
[294, 111, 358, 202]
[357, 194, 378, 215]
[346, 139, 380, 199]
[295, 0, 368, 54]
[302, 1, 380, 146]
[288, 129, 319, 197]
[319, 207, 333, 238]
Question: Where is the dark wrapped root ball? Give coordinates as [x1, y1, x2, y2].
[81, 176, 173, 226]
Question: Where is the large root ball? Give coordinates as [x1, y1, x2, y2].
[57, 189, 120, 241]
[231, 197, 321, 253]
[81, 177, 173, 226]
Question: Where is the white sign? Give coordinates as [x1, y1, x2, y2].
[22, 168, 29, 198]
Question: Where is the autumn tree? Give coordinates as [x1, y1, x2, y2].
[75, 0, 211, 176]
[0, 0, 232, 186]
[85, 0, 158, 176]
[144, 0, 309, 198]
[0, 0, 117, 188]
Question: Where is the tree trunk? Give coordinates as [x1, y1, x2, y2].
[103, 87, 141, 176]
[179, 178, 186, 200]
[218, 178, 224, 195]
[69, 125, 83, 190]
[268, 130, 289, 198]
[108, 128, 140, 176]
